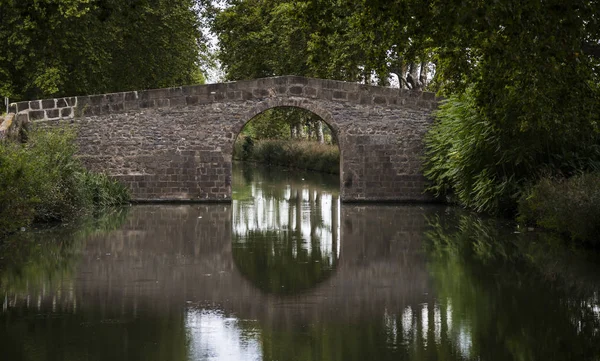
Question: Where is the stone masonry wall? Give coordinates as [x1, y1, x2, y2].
[10, 76, 440, 202]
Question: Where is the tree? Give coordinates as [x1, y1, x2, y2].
[419, 0, 600, 213]
[0, 0, 206, 101]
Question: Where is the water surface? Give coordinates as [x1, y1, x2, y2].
[1, 163, 599, 360]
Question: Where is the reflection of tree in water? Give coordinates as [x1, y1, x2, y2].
[232, 162, 340, 295]
[0, 207, 129, 298]
[421, 212, 600, 361]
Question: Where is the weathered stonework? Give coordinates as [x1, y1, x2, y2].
[11, 76, 441, 202]
[0, 112, 28, 142]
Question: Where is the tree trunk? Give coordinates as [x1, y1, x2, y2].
[316, 120, 324, 144]
[419, 62, 428, 89]
[407, 62, 420, 90]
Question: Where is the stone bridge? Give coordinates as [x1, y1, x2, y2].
[10, 76, 440, 202]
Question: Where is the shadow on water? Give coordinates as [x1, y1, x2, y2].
[0, 164, 599, 361]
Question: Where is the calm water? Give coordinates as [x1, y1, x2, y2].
[1, 163, 600, 361]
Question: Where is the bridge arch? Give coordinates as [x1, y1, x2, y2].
[235, 97, 339, 138]
[10, 76, 439, 202]
[229, 99, 341, 175]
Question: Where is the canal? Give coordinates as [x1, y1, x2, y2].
[1, 163, 599, 360]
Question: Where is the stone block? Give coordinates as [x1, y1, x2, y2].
[90, 95, 105, 106]
[289, 86, 304, 96]
[110, 103, 125, 112]
[16, 101, 30, 112]
[123, 101, 140, 111]
[241, 90, 253, 100]
[318, 89, 333, 100]
[252, 88, 269, 98]
[169, 87, 183, 98]
[333, 91, 347, 100]
[29, 110, 45, 120]
[207, 83, 226, 93]
[156, 99, 170, 108]
[46, 109, 59, 119]
[41, 99, 55, 109]
[186, 96, 199, 105]
[305, 87, 318, 98]
[359, 94, 372, 105]
[106, 93, 124, 103]
[170, 97, 186, 107]
[342, 81, 359, 92]
[273, 77, 290, 86]
[124, 92, 138, 101]
[255, 78, 276, 88]
[61, 108, 72, 117]
[373, 96, 387, 105]
[139, 100, 154, 109]
[30, 100, 41, 109]
[146, 88, 168, 100]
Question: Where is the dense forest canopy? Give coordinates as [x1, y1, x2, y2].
[0, 0, 207, 101]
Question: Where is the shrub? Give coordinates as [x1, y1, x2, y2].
[0, 127, 129, 238]
[423, 92, 521, 214]
[518, 173, 600, 246]
[423, 90, 600, 215]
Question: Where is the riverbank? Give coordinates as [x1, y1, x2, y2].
[233, 137, 339, 174]
[518, 173, 600, 247]
[0, 127, 129, 239]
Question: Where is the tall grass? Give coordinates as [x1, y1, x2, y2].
[518, 173, 600, 246]
[234, 136, 339, 174]
[423, 90, 600, 215]
[0, 127, 129, 238]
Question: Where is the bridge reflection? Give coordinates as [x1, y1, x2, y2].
[2, 201, 599, 360]
[232, 163, 340, 294]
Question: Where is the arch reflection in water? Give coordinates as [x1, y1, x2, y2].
[186, 308, 262, 361]
[232, 163, 340, 294]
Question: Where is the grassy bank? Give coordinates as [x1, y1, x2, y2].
[518, 173, 600, 246]
[0, 127, 129, 238]
[234, 136, 340, 174]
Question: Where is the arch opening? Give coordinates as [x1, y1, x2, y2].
[232, 106, 340, 175]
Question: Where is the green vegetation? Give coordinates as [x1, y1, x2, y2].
[0, 207, 129, 295]
[424, 212, 600, 360]
[0, 127, 129, 238]
[234, 137, 339, 174]
[232, 107, 339, 174]
[424, 91, 600, 216]
[418, 0, 600, 216]
[0, 0, 207, 101]
[240, 107, 334, 144]
[519, 174, 600, 246]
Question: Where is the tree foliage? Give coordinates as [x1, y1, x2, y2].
[421, 0, 600, 213]
[0, 0, 206, 101]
